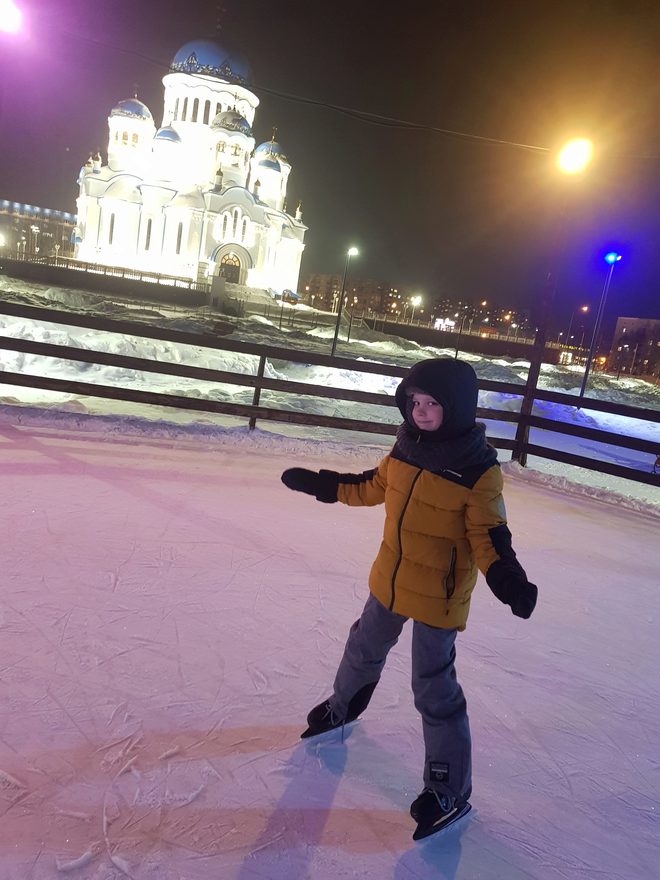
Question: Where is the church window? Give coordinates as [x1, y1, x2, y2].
[241, 218, 247, 241]
[222, 214, 228, 237]
[176, 222, 183, 255]
[145, 218, 152, 251]
[122, 131, 128, 144]
[216, 102, 221, 118]
[192, 98, 199, 122]
[108, 213, 115, 245]
[132, 133, 138, 146]
[231, 144, 241, 157]
[232, 209, 239, 238]
[174, 97, 179, 119]
[203, 100, 210, 125]
[217, 141, 226, 153]
[182, 97, 188, 121]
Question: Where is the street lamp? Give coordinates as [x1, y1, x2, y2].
[565, 304, 589, 348]
[512, 136, 593, 463]
[578, 252, 622, 399]
[410, 294, 422, 323]
[556, 138, 593, 175]
[0, 0, 22, 33]
[330, 246, 358, 356]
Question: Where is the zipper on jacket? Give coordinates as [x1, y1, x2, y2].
[444, 546, 457, 615]
[389, 469, 422, 611]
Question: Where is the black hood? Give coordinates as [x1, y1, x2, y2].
[395, 358, 479, 441]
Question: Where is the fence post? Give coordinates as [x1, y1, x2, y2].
[248, 355, 266, 431]
[511, 271, 555, 466]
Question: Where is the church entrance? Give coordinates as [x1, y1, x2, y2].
[219, 252, 240, 284]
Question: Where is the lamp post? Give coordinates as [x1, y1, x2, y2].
[512, 137, 593, 463]
[0, 0, 22, 33]
[565, 304, 589, 349]
[409, 294, 422, 324]
[578, 252, 621, 399]
[330, 246, 358, 356]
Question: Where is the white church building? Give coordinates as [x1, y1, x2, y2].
[74, 39, 307, 293]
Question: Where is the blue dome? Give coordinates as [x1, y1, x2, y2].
[170, 40, 251, 85]
[211, 109, 252, 136]
[154, 126, 182, 143]
[255, 140, 288, 163]
[110, 98, 153, 121]
[257, 157, 281, 173]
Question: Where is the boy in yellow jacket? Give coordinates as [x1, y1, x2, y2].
[282, 357, 537, 840]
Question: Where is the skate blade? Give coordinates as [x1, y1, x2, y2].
[300, 719, 355, 741]
[412, 802, 471, 841]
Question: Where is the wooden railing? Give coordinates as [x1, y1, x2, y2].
[0, 300, 657, 487]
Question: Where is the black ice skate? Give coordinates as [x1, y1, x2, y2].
[410, 788, 472, 841]
[300, 681, 377, 740]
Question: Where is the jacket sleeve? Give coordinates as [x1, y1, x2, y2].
[465, 466, 520, 576]
[324, 455, 389, 507]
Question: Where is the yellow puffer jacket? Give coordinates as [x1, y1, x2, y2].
[337, 454, 508, 629]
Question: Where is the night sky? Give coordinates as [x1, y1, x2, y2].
[1, 0, 658, 327]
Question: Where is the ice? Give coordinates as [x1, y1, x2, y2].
[0, 420, 658, 878]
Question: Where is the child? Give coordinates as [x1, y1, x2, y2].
[281, 357, 537, 840]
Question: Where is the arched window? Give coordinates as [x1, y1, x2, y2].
[176, 222, 183, 255]
[192, 97, 199, 122]
[108, 213, 115, 245]
[174, 97, 179, 119]
[222, 214, 228, 237]
[145, 218, 152, 251]
[203, 100, 210, 125]
[182, 97, 188, 121]
[241, 218, 247, 241]
[232, 209, 239, 238]
[231, 144, 241, 157]
[217, 141, 226, 154]
[216, 102, 221, 118]
[132, 133, 138, 146]
[122, 131, 128, 144]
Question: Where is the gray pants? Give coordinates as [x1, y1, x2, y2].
[330, 593, 472, 801]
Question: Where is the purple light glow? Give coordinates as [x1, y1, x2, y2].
[0, 0, 22, 34]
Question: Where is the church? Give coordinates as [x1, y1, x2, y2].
[73, 39, 307, 294]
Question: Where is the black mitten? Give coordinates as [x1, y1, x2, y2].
[281, 467, 319, 495]
[281, 468, 339, 503]
[486, 559, 538, 619]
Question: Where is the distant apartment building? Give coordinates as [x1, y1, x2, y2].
[302, 273, 397, 312]
[0, 200, 76, 259]
[607, 317, 660, 378]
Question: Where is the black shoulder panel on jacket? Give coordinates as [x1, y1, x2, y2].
[390, 445, 497, 489]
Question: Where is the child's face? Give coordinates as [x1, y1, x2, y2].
[411, 392, 444, 432]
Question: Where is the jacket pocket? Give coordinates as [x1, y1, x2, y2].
[444, 546, 457, 601]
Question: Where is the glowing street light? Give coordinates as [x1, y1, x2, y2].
[564, 304, 589, 348]
[579, 252, 622, 399]
[556, 138, 593, 175]
[0, 0, 22, 33]
[410, 294, 422, 323]
[330, 246, 358, 356]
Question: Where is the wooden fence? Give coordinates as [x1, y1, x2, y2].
[0, 300, 657, 487]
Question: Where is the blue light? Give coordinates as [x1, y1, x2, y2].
[604, 251, 622, 264]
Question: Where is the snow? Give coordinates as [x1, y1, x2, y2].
[0, 421, 658, 879]
[0, 273, 658, 510]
